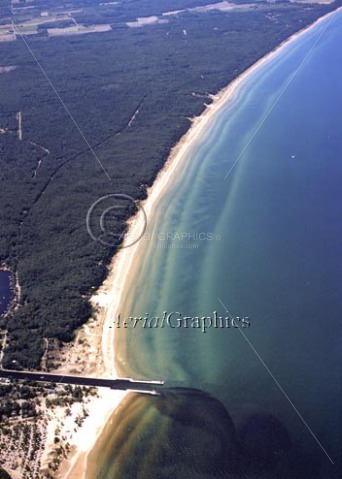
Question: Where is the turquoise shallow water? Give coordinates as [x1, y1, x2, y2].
[93, 12, 342, 479]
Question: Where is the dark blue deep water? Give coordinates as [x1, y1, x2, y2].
[88, 11, 342, 479]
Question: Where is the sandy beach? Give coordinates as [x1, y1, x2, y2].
[98, 3, 341, 375]
[61, 7, 341, 479]
[56, 388, 128, 479]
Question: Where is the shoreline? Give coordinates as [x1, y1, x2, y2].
[56, 388, 128, 479]
[0, 266, 20, 321]
[62, 6, 341, 479]
[99, 3, 342, 378]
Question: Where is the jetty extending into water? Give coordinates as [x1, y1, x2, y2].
[0, 369, 164, 393]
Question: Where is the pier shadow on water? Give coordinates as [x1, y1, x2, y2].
[86, 388, 333, 479]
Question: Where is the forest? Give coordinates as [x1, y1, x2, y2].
[0, 0, 340, 368]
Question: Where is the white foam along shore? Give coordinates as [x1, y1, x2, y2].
[63, 7, 341, 479]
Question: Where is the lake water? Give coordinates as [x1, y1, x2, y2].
[0, 270, 13, 317]
[88, 11, 342, 479]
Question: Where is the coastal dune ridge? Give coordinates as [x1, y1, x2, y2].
[63, 7, 341, 479]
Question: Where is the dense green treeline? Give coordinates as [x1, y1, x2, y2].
[0, 0, 340, 368]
